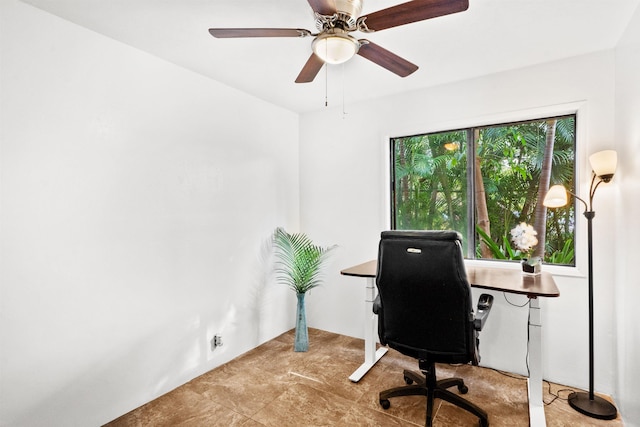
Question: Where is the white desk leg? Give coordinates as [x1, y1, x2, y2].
[527, 297, 546, 427]
[349, 277, 388, 382]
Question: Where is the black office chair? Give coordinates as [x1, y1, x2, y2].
[374, 230, 493, 427]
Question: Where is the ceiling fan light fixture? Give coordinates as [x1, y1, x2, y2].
[312, 32, 359, 65]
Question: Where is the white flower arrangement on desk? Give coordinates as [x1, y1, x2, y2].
[510, 222, 541, 266]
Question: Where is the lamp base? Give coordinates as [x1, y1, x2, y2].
[568, 391, 617, 420]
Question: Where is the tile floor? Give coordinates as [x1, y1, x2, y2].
[105, 328, 623, 426]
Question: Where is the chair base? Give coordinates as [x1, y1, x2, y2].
[379, 365, 489, 427]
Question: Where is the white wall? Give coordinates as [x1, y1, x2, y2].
[614, 4, 640, 425]
[300, 50, 621, 398]
[0, 1, 300, 426]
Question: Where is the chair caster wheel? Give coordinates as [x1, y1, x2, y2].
[404, 376, 414, 385]
[380, 399, 391, 410]
[458, 384, 468, 394]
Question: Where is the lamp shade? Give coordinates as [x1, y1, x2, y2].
[543, 185, 569, 208]
[589, 150, 617, 181]
[312, 32, 359, 64]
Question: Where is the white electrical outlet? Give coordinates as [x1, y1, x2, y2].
[211, 335, 223, 350]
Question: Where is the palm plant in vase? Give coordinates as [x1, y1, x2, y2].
[272, 227, 336, 352]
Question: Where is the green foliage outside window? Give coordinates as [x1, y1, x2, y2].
[391, 115, 576, 266]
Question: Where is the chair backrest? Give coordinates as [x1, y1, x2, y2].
[376, 230, 476, 365]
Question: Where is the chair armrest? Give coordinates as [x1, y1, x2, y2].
[473, 293, 494, 331]
[373, 294, 381, 315]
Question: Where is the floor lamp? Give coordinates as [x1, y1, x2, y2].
[543, 149, 618, 420]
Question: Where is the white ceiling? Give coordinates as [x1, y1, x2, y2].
[21, 0, 640, 113]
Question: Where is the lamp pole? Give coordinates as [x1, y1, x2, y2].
[585, 209, 595, 402]
[565, 174, 617, 420]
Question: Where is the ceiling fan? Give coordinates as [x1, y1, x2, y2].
[209, 0, 469, 83]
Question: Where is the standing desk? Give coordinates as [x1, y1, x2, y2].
[341, 260, 560, 427]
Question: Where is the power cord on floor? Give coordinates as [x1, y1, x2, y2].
[543, 381, 575, 406]
[487, 367, 528, 382]
[486, 368, 575, 407]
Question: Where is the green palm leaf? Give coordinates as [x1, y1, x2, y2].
[272, 228, 336, 294]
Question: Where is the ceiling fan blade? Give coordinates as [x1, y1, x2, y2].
[295, 54, 325, 83]
[306, 0, 337, 15]
[360, 0, 469, 32]
[357, 41, 418, 77]
[209, 28, 311, 38]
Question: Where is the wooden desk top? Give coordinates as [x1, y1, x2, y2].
[340, 260, 378, 278]
[341, 260, 559, 299]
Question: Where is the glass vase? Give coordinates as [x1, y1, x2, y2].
[294, 292, 309, 352]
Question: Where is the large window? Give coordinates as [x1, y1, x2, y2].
[390, 115, 576, 266]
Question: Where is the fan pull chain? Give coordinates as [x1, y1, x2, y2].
[325, 62, 328, 107]
[342, 63, 348, 119]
